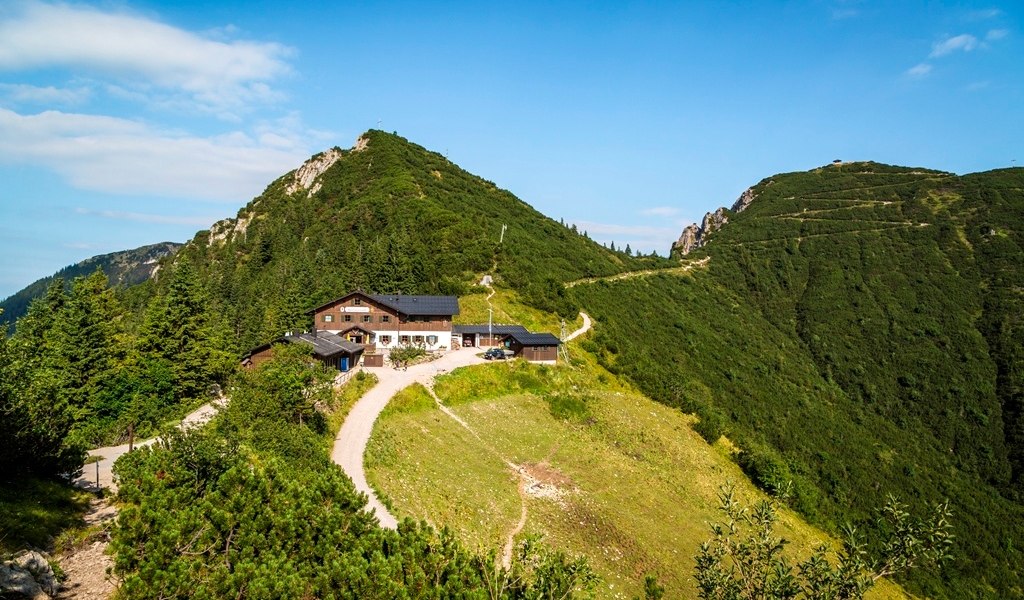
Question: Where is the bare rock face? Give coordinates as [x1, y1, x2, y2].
[673, 224, 702, 256]
[731, 186, 757, 213]
[286, 147, 343, 197]
[672, 207, 729, 256]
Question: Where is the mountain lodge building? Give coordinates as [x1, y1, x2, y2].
[243, 290, 562, 371]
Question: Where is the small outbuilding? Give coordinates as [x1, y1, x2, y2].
[453, 324, 530, 348]
[242, 330, 365, 372]
[502, 331, 561, 364]
[454, 324, 561, 364]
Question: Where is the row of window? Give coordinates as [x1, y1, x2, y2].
[382, 334, 439, 346]
[323, 314, 391, 324]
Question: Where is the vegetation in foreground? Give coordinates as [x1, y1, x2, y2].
[110, 345, 599, 598]
[0, 477, 93, 556]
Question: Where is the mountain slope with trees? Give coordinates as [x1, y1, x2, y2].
[169, 130, 666, 353]
[0, 241, 181, 331]
[572, 162, 1024, 599]
[5, 132, 1020, 599]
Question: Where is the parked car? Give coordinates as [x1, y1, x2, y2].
[483, 347, 508, 360]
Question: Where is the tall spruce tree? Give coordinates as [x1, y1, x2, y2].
[139, 261, 229, 403]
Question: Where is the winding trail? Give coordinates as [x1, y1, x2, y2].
[330, 348, 486, 529]
[335, 308, 592, 530]
[564, 257, 710, 288]
[564, 312, 592, 342]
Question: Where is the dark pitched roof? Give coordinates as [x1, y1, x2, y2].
[508, 332, 561, 346]
[453, 324, 530, 335]
[284, 331, 364, 358]
[309, 291, 459, 317]
[370, 294, 460, 316]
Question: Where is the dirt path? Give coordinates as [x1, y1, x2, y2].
[330, 348, 487, 529]
[564, 257, 710, 288]
[55, 499, 116, 600]
[62, 400, 224, 599]
[564, 312, 592, 342]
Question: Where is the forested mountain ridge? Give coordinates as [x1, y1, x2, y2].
[0, 241, 182, 330]
[166, 130, 665, 352]
[574, 162, 1024, 599]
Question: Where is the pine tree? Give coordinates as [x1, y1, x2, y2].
[139, 261, 227, 402]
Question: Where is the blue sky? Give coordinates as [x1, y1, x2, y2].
[0, 1, 1020, 299]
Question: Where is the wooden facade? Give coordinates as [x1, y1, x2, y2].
[311, 291, 458, 351]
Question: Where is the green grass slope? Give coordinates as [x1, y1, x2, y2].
[365, 356, 910, 599]
[573, 163, 1024, 599]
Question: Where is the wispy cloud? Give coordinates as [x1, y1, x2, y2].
[641, 206, 680, 217]
[965, 80, 991, 91]
[930, 34, 979, 57]
[0, 83, 90, 105]
[63, 241, 101, 250]
[905, 63, 933, 78]
[570, 220, 680, 254]
[966, 8, 1001, 21]
[0, 108, 310, 201]
[74, 207, 218, 226]
[986, 29, 1008, 41]
[0, 2, 293, 118]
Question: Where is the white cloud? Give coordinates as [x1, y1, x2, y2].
[0, 2, 293, 116]
[641, 206, 680, 217]
[0, 107, 311, 201]
[74, 207, 218, 226]
[0, 83, 90, 105]
[987, 29, 1008, 41]
[906, 63, 933, 78]
[930, 34, 979, 57]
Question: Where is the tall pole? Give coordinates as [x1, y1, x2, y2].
[488, 308, 493, 346]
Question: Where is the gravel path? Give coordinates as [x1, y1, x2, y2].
[73, 399, 225, 492]
[564, 312, 592, 341]
[330, 347, 486, 529]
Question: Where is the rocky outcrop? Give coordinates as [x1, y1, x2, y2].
[672, 207, 728, 256]
[672, 186, 761, 256]
[286, 147, 343, 197]
[1, 551, 59, 599]
[208, 212, 255, 247]
[731, 186, 757, 213]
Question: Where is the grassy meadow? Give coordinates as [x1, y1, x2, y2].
[365, 355, 911, 599]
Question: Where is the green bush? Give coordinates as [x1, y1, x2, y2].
[693, 407, 728, 444]
[737, 444, 793, 498]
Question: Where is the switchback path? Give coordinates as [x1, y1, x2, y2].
[564, 257, 710, 288]
[331, 347, 487, 529]
[337, 307, 592, 530]
[564, 312, 592, 342]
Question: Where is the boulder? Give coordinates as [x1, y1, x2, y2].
[1, 550, 59, 599]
